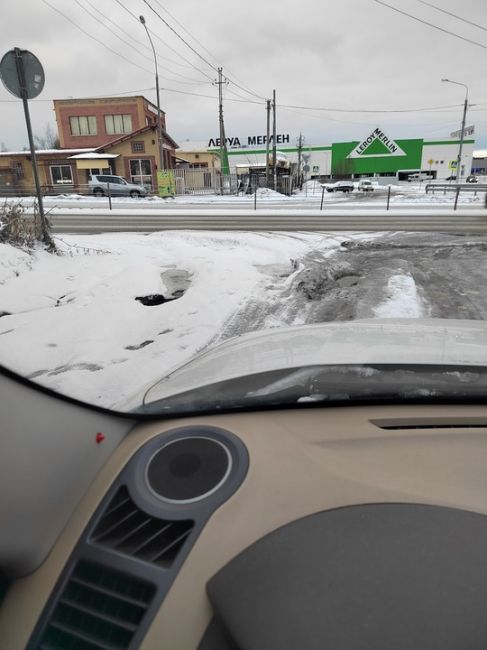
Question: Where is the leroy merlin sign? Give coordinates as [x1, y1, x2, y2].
[332, 128, 423, 174]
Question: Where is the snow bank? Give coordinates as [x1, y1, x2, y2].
[373, 273, 423, 318]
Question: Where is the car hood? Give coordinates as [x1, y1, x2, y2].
[119, 319, 487, 410]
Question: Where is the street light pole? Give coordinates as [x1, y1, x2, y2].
[140, 15, 164, 173]
[442, 78, 468, 184]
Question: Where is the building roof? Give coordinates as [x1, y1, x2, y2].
[473, 150, 487, 159]
[69, 152, 119, 160]
[0, 148, 96, 157]
[53, 96, 166, 118]
[95, 125, 179, 151]
[177, 140, 212, 152]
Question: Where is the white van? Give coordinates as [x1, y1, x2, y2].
[357, 180, 374, 192]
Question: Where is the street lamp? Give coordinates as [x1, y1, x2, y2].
[140, 15, 164, 173]
[441, 78, 469, 184]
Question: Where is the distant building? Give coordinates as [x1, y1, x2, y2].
[197, 129, 475, 181]
[471, 150, 487, 176]
[174, 143, 221, 193]
[0, 95, 178, 194]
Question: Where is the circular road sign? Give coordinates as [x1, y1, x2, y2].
[0, 49, 44, 99]
[303, 164, 310, 173]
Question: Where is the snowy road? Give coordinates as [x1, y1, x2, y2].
[1, 230, 487, 408]
[212, 232, 487, 346]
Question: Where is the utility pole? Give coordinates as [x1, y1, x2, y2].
[139, 16, 164, 173]
[297, 133, 304, 190]
[214, 67, 229, 192]
[272, 89, 277, 191]
[441, 78, 469, 184]
[456, 95, 468, 184]
[265, 99, 271, 188]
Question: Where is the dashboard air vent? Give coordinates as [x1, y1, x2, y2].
[37, 560, 155, 650]
[91, 486, 194, 568]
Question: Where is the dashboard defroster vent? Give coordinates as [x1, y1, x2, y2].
[37, 560, 155, 650]
[91, 486, 194, 568]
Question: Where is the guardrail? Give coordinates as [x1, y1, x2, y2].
[425, 183, 487, 209]
[425, 183, 487, 194]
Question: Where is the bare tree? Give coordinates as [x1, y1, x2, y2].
[34, 122, 60, 150]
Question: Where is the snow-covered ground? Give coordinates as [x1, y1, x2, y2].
[0, 231, 363, 406]
[1, 229, 486, 409]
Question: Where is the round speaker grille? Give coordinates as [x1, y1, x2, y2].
[146, 437, 232, 503]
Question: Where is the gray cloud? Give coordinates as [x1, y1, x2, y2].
[1, 0, 486, 150]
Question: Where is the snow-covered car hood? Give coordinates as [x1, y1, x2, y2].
[120, 319, 487, 410]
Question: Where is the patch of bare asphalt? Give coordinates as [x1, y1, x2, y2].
[213, 232, 487, 343]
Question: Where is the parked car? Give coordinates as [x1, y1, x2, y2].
[326, 181, 354, 193]
[466, 175, 478, 183]
[407, 173, 433, 182]
[445, 175, 457, 181]
[89, 174, 148, 197]
[357, 179, 374, 192]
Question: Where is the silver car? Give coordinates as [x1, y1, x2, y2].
[89, 174, 148, 197]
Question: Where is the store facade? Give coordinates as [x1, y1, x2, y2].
[207, 127, 475, 181]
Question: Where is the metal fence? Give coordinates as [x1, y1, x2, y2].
[173, 169, 239, 195]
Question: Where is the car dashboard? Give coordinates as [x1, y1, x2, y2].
[2, 368, 487, 650]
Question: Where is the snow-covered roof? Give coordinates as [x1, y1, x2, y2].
[0, 148, 96, 156]
[177, 141, 211, 152]
[69, 152, 119, 160]
[473, 150, 487, 159]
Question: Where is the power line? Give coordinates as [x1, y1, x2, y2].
[142, 0, 218, 72]
[278, 101, 465, 113]
[227, 79, 266, 101]
[112, 0, 214, 81]
[372, 0, 487, 51]
[74, 0, 157, 64]
[149, 0, 266, 101]
[415, 0, 487, 34]
[83, 0, 209, 79]
[150, 0, 221, 66]
[40, 0, 154, 75]
[74, 0, 207, 85]
[85, 0, 193, 69]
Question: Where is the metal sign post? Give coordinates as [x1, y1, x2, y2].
[0, 47, 49, 243]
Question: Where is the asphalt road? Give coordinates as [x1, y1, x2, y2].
[45, 208, 487, 234]
[211, 232, 487, 345]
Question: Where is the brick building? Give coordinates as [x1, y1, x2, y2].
[0, 95, 178, 195]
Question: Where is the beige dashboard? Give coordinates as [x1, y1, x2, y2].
[2, 402, 487, 649]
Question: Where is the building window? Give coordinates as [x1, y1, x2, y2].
[129, 159, 152, 188]
[105, 114, 132, 135]
[12, 162, 23, 179]
[190, 162, 208, 169]
[131, 141, 145, 153]
[50, 165, 73, 185]
[69, 116, 97, 136]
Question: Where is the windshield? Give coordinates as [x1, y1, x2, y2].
[1, 1, 486, 414]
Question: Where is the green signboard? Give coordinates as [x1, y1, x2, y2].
[332, 128, 423, 175]
[157, 170, 176, 197]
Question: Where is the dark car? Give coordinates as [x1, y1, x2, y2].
[466, 175, 478, 183]
[326, 181, 354, 193]
[445, 175, 457, 181]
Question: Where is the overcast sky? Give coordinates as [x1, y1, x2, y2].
[1, 0, 487, 151]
